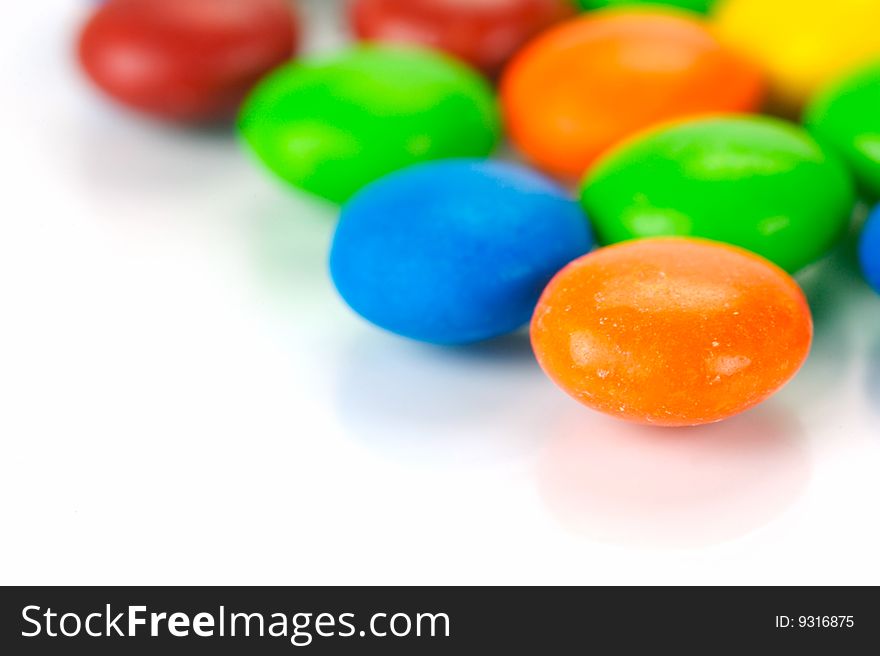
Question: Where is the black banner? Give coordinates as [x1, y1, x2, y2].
[1, 587, 876, 653]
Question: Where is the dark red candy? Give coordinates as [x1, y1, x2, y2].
[78, 0, 299, 122]
[349, 0, 572, 76]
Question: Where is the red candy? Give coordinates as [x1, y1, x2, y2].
[349, 0, 572, 76]
[78, 0, 299, 122]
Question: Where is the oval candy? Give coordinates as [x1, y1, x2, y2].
[531, 238, 813, 426]
[330, 160, 593, 345]
[714, 0, 880, 112]
[581, 116, 855, 272]
[78, 0, 299, 122]
[349, 0, 572, 76]
[239, 46, 501, 203]
[860, 206, 880, 295]
[805, 61, 880, 201]
[500, 10, 764, 180]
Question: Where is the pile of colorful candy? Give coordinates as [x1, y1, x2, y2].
[77, 0, 880, 427]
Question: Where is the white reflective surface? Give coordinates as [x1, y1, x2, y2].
[1, 0, 879, 585]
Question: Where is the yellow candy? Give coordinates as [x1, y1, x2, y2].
[713, 0, 880, 112]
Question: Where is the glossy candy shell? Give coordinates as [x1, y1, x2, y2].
[78, 0, 299, 122]
[238, 47, 501, 203]
[349, 0, 572, 76]
[500, 11, 764, 180]
[531, 238, 813, 426]
[714, 0, 880, 112]
[805, 62, 880, 201]
[581, 116, 855, 272]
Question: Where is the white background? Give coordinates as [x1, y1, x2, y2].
[2, 0, 879, 585]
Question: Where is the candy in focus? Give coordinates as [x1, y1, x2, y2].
[330, 160, 593, 345]
[78, 0, 299, 122]
[714, 0, 880, 112]
[860, 207, 880, 295]
[349, 0, 572, 76]
[581, 116, 855, 272]
[805, 61, 880, 201]
[238, 46, 501, 204]
[500, 10, 764, 180]
[531, 238, 813, 426]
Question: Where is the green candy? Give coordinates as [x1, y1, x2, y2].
[580, 116, 855, 272]
[805, 61, 880, 201]
[575, 0, 715, 15]
[239, 46, 501, 203]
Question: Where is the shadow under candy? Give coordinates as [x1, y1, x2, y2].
[868, 325, 880, 417]
[247, 184, 338, 294]
[536, 406, 811, 548]
[69, 103, 244, 201]
[789, 220, 868, 407]
[333, 330, 569, 467]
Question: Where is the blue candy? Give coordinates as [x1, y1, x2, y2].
[330, 159, 594, 344]
[861, 206, 880, 294]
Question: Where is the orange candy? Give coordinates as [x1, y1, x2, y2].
[500, 10, 765, 180]
[531, 238, 812, 426]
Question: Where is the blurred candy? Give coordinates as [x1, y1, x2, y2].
[861, 207, 880, 295]
[805, 62, 880, 200]
[576, 0, 714, 14]
[330, 160, 593, 344]
[714, 0, 880, 112]
[581, 116, 855, 272]
[239, 47, 501, 203]
[500, 11, 763, 180]
[531, 238, 813, 426]
[349, 0, 572, 76]
[78, 0, 298, 122]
